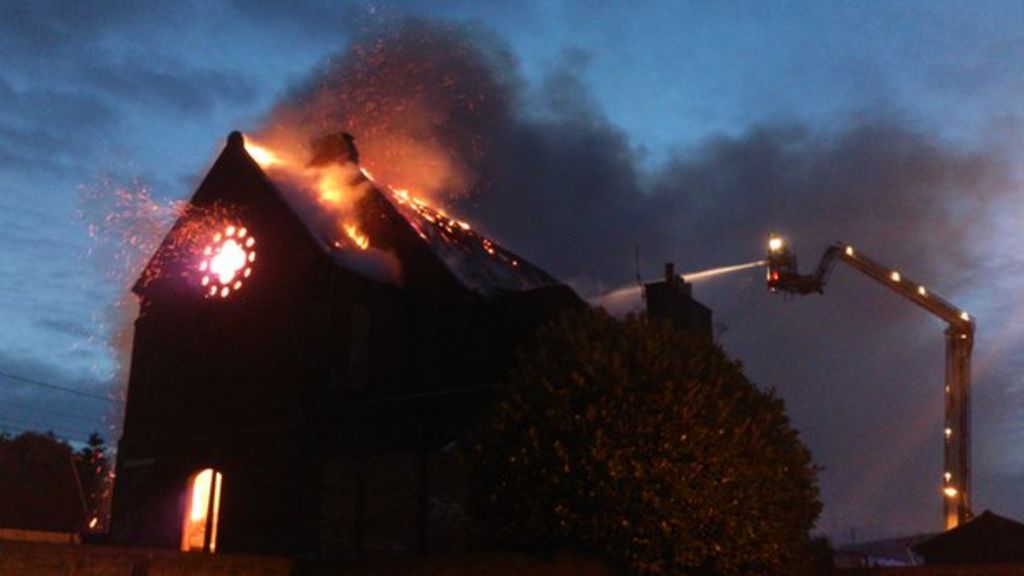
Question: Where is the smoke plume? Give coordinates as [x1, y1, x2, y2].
[265, 19, 1011, 296]
[258, 19, 516, 202]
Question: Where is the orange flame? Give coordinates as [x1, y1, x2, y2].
[344, 222, 370, 250]
[243, 133, 372, 250]
[244, 141, 281, 168]
[240, 135, 501, 266]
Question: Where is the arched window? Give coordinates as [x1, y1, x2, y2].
[181, 468, 223, 552]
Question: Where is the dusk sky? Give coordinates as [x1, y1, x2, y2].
[3, 1, 1024, 542]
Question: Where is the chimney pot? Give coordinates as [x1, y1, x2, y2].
[665, 262, 675, 285]
[308, 132, 359, 167]
[227, 131, 244, 149]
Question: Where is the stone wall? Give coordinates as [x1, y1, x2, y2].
[0, 541, 291, 576]
[838, 565, 1024, 575]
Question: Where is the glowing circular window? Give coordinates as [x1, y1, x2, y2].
[199, 224, 256, 298]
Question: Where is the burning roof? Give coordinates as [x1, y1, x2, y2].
[377, 185, 557, 293]
[137, 131, 560, 298]
[267, 131, 559, 294]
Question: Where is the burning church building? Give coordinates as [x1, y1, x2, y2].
[109, 131, 582, 557]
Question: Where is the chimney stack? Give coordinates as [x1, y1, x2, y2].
[308, 132, 359, 167]
[644, 261, 711, 339]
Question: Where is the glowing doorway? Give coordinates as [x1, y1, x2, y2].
[181, 468, 223, 552]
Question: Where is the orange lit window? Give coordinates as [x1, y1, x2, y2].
[200, 224, 256, 299]
[181, 468, 223, 553]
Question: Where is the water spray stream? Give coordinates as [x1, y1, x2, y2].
[680, 260, 766, 282]
[589, 260, 767, 314]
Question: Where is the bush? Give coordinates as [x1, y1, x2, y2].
[472, 310, 820, 575]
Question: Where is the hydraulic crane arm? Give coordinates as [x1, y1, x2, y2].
[765, 234, 974, 530]
[775, 242, 974, 333]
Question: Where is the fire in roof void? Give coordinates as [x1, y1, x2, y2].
[219, 130, 558, 298]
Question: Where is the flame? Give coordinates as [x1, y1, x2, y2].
[244, 141, 281, 168]
[239, 135, 517, 271]
[317, 169, 350, 204]
[242, 133, 372, 250]
[344, 222, 370, 249]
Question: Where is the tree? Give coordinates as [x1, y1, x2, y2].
[472, 310, 821, 575]
[0, 431, 113, 533]
[75, 432, 113, 531]
[0, 431, 84, 532]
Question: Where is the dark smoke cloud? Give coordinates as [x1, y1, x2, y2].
[454, 49, 647, 287]
[458, 51, 1008, 301]
[261, 19, 518, 200]
[650, 122, 1002, 283]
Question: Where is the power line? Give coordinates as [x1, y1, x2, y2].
[0, 419, 95, 445]
[0, 398, 110, 425]
[0, 411, 104, 437]
[0, 369, 122, 404]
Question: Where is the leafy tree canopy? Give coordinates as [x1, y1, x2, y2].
[472, 310, 821, 575]
[0, 430, 112, 532]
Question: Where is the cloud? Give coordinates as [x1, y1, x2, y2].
[78, 56, 258, 116]
[0, 2, 264, 179]
[0, 85, 118, 173]
[36, 318, 92, 339]
[225, 0, 514, 41]
[0, 350, 116, 443]
[0, 58, 256, 174]
[226, 0, 359, 39]
[0, 2, 180, 56]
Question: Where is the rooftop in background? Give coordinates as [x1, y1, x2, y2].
[912, 510, 1024, 566]
[834, 533, 933, 568]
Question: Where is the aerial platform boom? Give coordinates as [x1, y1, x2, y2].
[766, 236, 974, 530]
